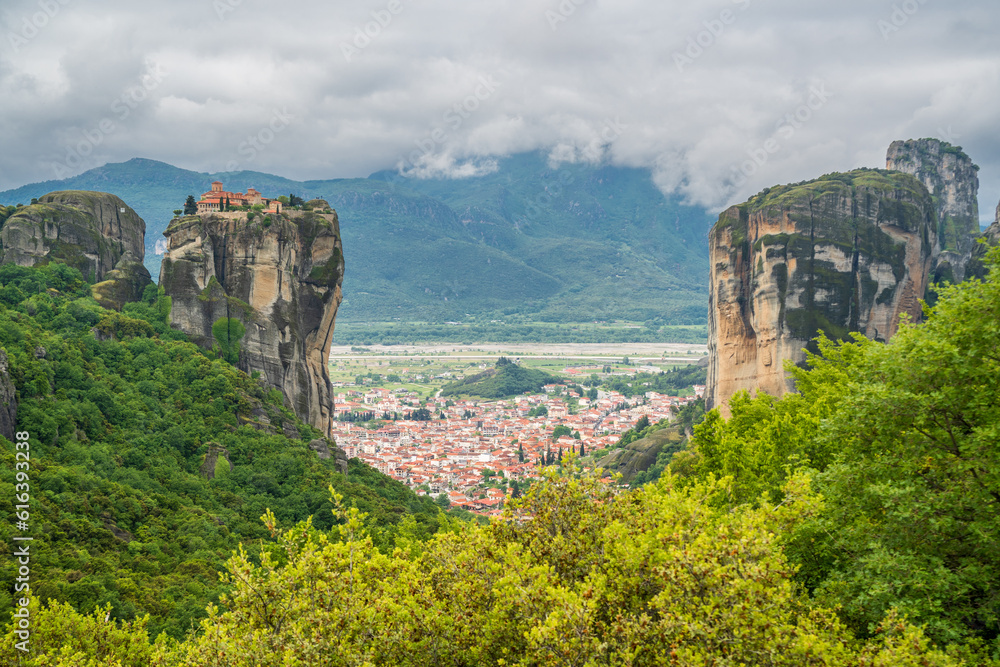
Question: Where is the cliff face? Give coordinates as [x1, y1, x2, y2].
[886, 139, 980, 281]
[0, 191, 152, 308]
[0, 350, 17, 442]
[966, 199, 1000, 281]
[707, 170, 936, 409]
[159, 207, 344, 437]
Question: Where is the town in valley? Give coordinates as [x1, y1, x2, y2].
[328, 343, 707, 515]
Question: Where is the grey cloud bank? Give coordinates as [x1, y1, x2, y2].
[1, 0, 999, 221]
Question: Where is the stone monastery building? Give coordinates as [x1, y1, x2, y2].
[196, 181, 283, 214]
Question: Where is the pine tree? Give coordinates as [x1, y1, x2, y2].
[518, 443, 524, 463]
[183, 195, 197, 215]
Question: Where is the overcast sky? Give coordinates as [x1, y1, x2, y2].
[1, 0, 998, 221]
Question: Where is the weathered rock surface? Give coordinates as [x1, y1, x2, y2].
[200, 444, 234, 480]
[0, 350, 17, 442]
[886, 139, 980, 281]
[308, 438, 349, 474]
[0, 191, 152, 308]
[594, 426, 685, 484]
[966, 199, 1000, 281]
[707, 169, 936, 409]
[159, 210, 344, 437]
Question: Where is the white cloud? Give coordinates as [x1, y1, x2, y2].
[0, 0, 998, 221]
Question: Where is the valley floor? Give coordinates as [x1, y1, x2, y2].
[330, 341, 707, 360]
[328, 343, 708, 513]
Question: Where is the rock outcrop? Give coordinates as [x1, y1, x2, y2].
[308, 438, 349, 474]
[886, 139, 980, 282]
[594, 426, 685, 484]
[966, 199, 1000, 281]
[159, 209, 344, 437]
[0, 350, 17, 442]
[707, 169, 936, 409]
[0, 191, 152, 308]
[200, 444, 234, 480]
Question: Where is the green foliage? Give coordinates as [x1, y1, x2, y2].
[684, 391, 828, 505]
[794, 252, 1000, 646]
[440, 359, 560, 399]
[0, 204, 17, 228]
[67, 467, 961, 666]
[182, 195, 197, 216]
[602, 363, 707, 397]
[333, 321, 708, 345]
[526, 403, 548, 417]
[613, 415, 660, 449]
[550, 424, 573, 441]
[671, 248, 1000, 652]
[0, 264, 448, 643]
[0, 598, 171, 666]
[211, 317, 246, 365]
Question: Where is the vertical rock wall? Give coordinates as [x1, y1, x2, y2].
[159, 208, 344, 436]
[886, 138, 980, 281]
[707, 169, 936, 410]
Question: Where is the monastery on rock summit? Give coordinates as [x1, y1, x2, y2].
[196, 181, 283, 214]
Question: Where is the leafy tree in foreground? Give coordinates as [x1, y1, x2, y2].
[678, 246, 1000, 651]
[3, 466, 968, 665]
[0, 263, 448, 643]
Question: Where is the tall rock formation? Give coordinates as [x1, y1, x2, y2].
[707, 169, 936, 410]
[159, 206, 344, 437]
[886, 139, 980, 282]
[0, 350, 17, 443]
[965, 199, 1000, 281]
[0, 191, 152, 308]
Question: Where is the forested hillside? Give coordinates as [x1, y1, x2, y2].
[0, 264, 447, 641]
[7, 253, 1000, 664]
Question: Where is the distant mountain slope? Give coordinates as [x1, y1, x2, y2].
[0, 153, 713, 323]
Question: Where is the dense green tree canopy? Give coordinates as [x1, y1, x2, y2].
[678, 247, 1000, 652]
[0, 264, 448, 641]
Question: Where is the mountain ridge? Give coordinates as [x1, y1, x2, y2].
[0, 153, 714, 325]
